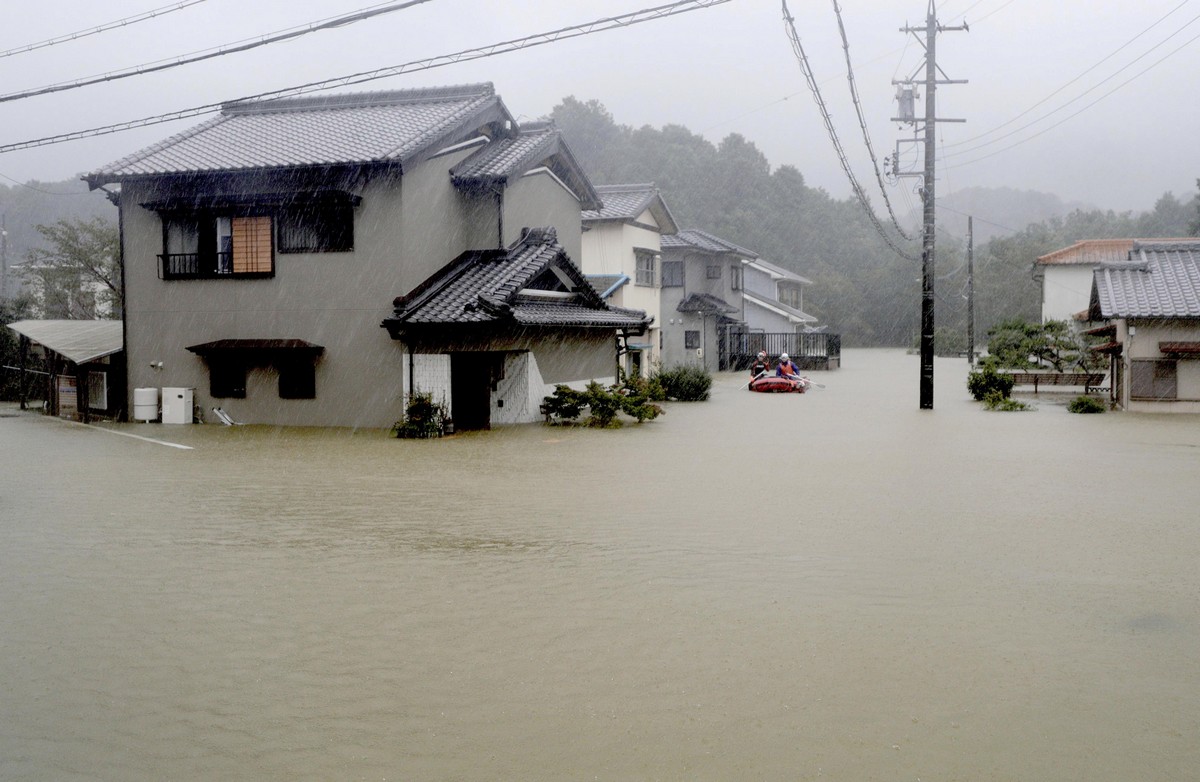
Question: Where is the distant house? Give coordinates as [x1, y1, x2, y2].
[1088, 239, 1200, 412]
[1034, 239, 1186, 325]
[580, 183, 678, 377]
[85, 83, 646, 429]
[740, 257, 817, 333]
[658, 229, 752, 373]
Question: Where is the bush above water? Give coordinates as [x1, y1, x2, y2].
[1067, 395, 1106, 414]
[653, 365, 712, 402]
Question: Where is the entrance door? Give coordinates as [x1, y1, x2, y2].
[450, 352, 497, 431]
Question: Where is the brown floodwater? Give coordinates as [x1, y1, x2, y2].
[2, 349, 1199, 780]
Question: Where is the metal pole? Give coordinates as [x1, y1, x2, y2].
[967, 215, 975, 366]
[919, 2, 937, 409]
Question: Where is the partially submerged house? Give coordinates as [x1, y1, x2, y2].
[1088, 239, 1200, 412]
[85, 83, 645, 429]
[580, 183, 678, 377]
[5, 319, 124, 421]
[740, 257, 817, 334]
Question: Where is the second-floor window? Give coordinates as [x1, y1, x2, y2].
[730, 264, 743, 291]
[162, 213, 274, 279]
[778, 284, 803, 310]
[706, 265, 721, 280]
[277, 202, 354, 254]
[635, 250, 657, 287]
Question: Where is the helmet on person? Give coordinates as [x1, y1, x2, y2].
[757, 351, 766, 359]
[780, 353, 789, 361]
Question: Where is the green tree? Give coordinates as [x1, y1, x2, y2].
[21, 217, 121, 319]
[0, 292, 41, 400]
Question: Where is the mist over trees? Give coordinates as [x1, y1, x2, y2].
[549, 96, 1200, 347]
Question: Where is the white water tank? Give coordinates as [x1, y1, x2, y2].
[161, 387, 194, 424]
[133, 387, 159, 422]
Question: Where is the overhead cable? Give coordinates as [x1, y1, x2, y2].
[0, 0, 732, 155]
[0, 0, 437, 105]
[780, 0, 918, 262]
[830, 0, 913, 240]
[0, 1, 208, 60]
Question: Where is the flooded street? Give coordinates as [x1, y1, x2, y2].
[3, 348, 1199, 780]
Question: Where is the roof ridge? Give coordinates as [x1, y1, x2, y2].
[223, 83, 496, 115]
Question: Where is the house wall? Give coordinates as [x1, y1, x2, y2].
[658, 248, 743, 373]
[580, 219, 663, 373]
[119, 145, 500, 429]
[1040, 265, 1095, 323]
[1118, 318, 1200, 412]
[503, 171, 583, 264]
[744, 299, 794, 333]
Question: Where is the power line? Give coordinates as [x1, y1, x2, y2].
[0, 1, 208, 60]
[0, 0, 437, 105]
[0, 0, 733, 156]
[780, 0, 918, 262]
[945, 22, 1200, 169]
[830, 0, 914, 240]
[943, 0, 1196, 151]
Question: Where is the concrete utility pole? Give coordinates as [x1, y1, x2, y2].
[967, 215, 975, 366]
[895, 2, 966, 409]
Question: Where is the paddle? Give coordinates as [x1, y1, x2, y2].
[742, 369, 768, 390]
[782, 372, 826, 390]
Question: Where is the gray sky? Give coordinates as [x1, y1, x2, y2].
[2, 0, 1197, 222]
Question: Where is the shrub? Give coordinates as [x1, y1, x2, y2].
[982, 390, 1030, 411]
[541, 385, 587, 424]
[540, 381, 664, 427]
[654, 364, 712, 401]
[967, 364, 1014, 401]
[1067, 395, 1106, 414]
[392, 393, 450, 438]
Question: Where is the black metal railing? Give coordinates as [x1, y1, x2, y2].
[159, 253, 272, 280]
[721, 328, 841, 371]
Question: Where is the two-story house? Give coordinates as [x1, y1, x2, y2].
[85, 84, 648, 429]
[1088, 239, 1200, 412]
[580, 183, 678, 377]
[658, 229, 753, 373]
[740, 257, 817, 333]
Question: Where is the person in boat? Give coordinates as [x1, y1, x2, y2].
[749, 351, 771, 379]
[775, 352, 801, 379]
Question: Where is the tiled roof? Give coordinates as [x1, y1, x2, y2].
[88, 84, 511, 182]
[1092, 240, 1200, 319]
[1035, 238, 1191, 266]
[661, 228, 758, 258]
[581, 183, 679, 234]
[677, 292, 738, 315]
[745, 257, 813, 285]
[451, 121, 600, 210]
[385, 228, 650, 332]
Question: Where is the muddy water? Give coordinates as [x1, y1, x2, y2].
[3, 349, 1199, 780]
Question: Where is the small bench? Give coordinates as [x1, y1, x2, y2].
[1004, 372, 1106, 393]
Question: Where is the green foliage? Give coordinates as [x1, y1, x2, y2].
[391, 393, 450, 439]
[652, 364, 712, 401]
[540, 380, 663, 428]
[21, 217, 121, 319]
[967, 364, 1014, 401]
[1067, 395, 1106, 414]
[985, 318, 1104, 372]
[982, 390, 1030, 411]
[0, 293, 42, 401]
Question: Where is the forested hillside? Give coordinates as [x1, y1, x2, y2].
[549, 97, 1199, 347]
[2, 178, 116, 267]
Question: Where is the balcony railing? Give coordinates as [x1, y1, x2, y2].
[158, 253, 273, 280]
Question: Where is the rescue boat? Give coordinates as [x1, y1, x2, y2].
[748, 375, 807, 393]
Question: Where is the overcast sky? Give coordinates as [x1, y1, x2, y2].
[2, 0, 1198, 225]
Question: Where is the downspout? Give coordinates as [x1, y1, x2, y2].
[495, 183, 504, 248]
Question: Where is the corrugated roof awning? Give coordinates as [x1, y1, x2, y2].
[6, 319, 123, 364]
[186, 339, 324, 357]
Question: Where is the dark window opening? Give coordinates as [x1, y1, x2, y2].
[1131, 359, 1177, 400]
[210, 361, 247, 398]
[161, 213, 273, 279]
[277, 203, 354, 253]
[685, 330, 700, 350]
[278, 361, 317, 399]
[662, 260, 684, 288]
[706, 265, 721, 280]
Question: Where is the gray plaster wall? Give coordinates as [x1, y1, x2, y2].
[502, 171, 583, 264]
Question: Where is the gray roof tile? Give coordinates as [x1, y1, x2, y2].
[662, 228, 758, 257]
[386, 228, 650, 331]
[582, 183, 679, 235]
[1093, 240, 1200, 319]
[89, 84, 510, 181]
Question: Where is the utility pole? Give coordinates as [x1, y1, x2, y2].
[1, 214, 8, 300]
[894, 2, 966, 409]
[966, 215, 975, 366]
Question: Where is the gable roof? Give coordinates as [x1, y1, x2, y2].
[1035, 238, 1192, 267]
[661, 229, 758, 258]
[1090, 240, 1200, 319]
[450, 121, 600, 210]
[744, 257, 813, 286]
[677, 292, 738, 315]
[383, 227, 650, 334]
[743, 290, 817, 324]
[87, 84, 513, 185]
[581, 183, 679, 235]
[7, 319, 123, 364]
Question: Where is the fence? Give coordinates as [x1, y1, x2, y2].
[720, 328, 841, 371]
